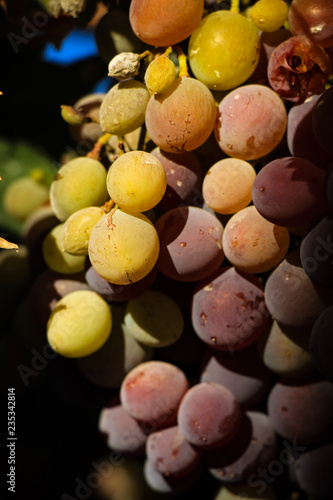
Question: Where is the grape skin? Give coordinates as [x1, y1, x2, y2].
[124, 291, 184, 348]
[215, 84, 287, 161]
[222, 206, 290, 274]
[106, 151, 167, 213]
[50, 157, 108, 222]
[47, 290, 112, 358]
[61, 206, 105, 256]
[42, 224, 86, 274]
[145, 77, 217, 154]
[188, 11, 260, 91]
[100, 80, 150, 136]
[155, 206, 224, 282]
[88, 210, 160, 286]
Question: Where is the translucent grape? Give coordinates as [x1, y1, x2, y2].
[124, 290, 184, 348]
[106, 151, 166, 213]
[145, 76, 217, 154]
[47, 290, 112, 358]
[3, 176, 49, 221]
[215, 85, 287, 161]
[222, 206, 290, 274]
[50, 157, 108, 222]
[203, 158, 256, 215]
[100, 80, 150, 136]
[129, 0, 204, 47]
[188, 11, 260, 91]
[61, 206, 105, 256]
[145, 55, 177, 95]
[88, 209, 159, 285]
[250, 0, 289, 33]
[42, 224, 86, 274]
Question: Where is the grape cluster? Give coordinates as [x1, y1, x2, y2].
[2, 0, 333, 499]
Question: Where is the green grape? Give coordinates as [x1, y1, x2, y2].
[250, 0, 289, 32]
[3, 176, 49, 221]
[50, 157, 108, 222]
[61, 206, 105, 256]
[47, 290, 112, 358]
[99, 80, 150, 136]
[88, 209, 159, 285]
[188, 10, 260, 91]
[106, 151, 167, 213]
[145, 55, 177, 95]
[124, 290, 184, 348]
[42, 224, 86, 274]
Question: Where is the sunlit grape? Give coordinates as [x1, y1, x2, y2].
[188, 11, 260, 91]
[61, 206, 105, 256]
[106, 151, 166, 213]
[47, 290, 112, 358]
[88, 209, 159, 285]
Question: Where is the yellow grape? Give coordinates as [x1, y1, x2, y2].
[202, 158, 256, 214]
[42, 224, 86, 274]
[47, 290, 112, 358]
[100, 80, 150, 136]
[106, 151, 167, 213]
[145, 55, 177, 95]
[250, 0, 289, 32]
[50, 157, 108, 222]
[3, 176, 49, 221]
[61, 206, 105, 256]
[88, 209, 159, 285]
[188, 11, 260, 91]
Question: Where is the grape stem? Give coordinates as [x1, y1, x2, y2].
[174, 45, 189, 78]
[100, 199, 115, 214]
[87, 132, 112, 160]
[230, 0, 240, 14]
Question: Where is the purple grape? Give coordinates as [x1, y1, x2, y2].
[205, 411, 279, 483]
[155, 206, 224, 282]
[295, 440, 333, 499]
[268, 376, 333, 446]
[309, 306, 333, 379]
[300, 216, 333, 288]
[177, 382, 241, 449]
[146, 425, 201, 477]
[192, 267, 269, 351]
[313, 86, 333, 154]
[252, 157, 326, 228]
[98, 404, 147, 455]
